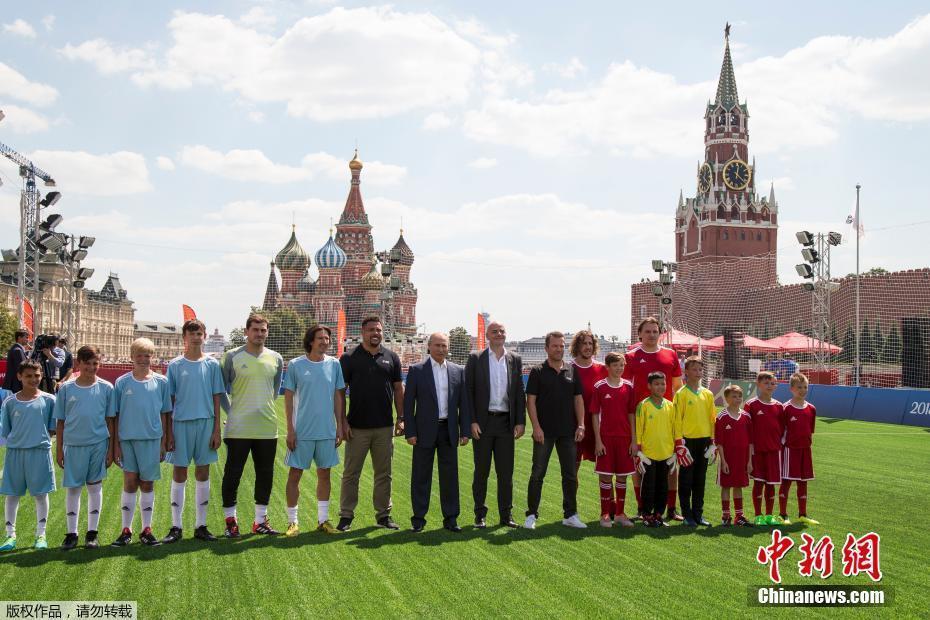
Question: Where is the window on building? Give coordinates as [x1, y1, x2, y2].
[740, 231, 746, 240]
[723, 230, 729, 240]
[640, 304, 648, 319]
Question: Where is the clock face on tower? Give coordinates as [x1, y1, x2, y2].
[698, 163, 712, 193]
[723, 159, 751, 190]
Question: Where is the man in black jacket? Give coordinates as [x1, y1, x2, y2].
[3, 330, 29, 392]
[464, 321, 525, 528]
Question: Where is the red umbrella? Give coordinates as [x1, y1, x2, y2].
[626, 328, 724, 352]
[763, 332, 842, 354]
[701, 334, 780, 352]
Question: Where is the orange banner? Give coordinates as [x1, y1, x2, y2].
[337, 309, 347, 357]
[182, 304, 197, 322]
[20, 297, 34, 338]
[477, 313, 487, 351]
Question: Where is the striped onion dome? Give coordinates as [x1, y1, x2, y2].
[275, 226, 311, 271]
[361, 258, 384, 289]
[314, 232, 347, 269]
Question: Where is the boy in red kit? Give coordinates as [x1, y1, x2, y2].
[744, 371, 785, 526]
[590, 353, 636, 528]
[715, 385, 753, 527]
[779, 373, 819, 525]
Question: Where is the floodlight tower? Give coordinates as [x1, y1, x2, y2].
[650, 259, 677, 334]
[795, 231, 842, 373]
[0, 134, 58, 332]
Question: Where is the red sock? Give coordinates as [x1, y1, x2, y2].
[666, 489, 677, 511]
[764, 484, 776, 515]
[779, 481, 792, 516]
[614, 482, 626, 516]
[752, 480, 764, 516]
[797, 481, 808, 516]
[721, 499, 731, 520]
[734, 497, 744, 518]
[599, 480, 613, 517]
[633, 484, 642, 512]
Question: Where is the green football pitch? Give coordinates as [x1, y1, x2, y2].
[1, 401, 927, 618]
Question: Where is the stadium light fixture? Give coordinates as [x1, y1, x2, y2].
[70, 249, 88, 262]
[1, 249, 16, 262]
[802, 282, 815, 292]
[651, 259, 664, 272]
[78, 236, 96, 249]
[801, 248, 820, 263]
[828, 231, 842, 246]
[39, 191, 62, 208]
[0, 262, 17, 277]
[795, 264, 814, 279]
[39, 213, 63, 232]
[661, 296, 672, 305]
[659, 272, 673, 285]
[36, 232, 66, 253]
[380, 263, 393, 276]
[652, 284, 664, 296]
[73, 280, 85, 289]
[77, 267, 95, 280]
[795, 231, 814, 246]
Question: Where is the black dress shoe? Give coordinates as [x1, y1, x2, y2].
[500, 518, 519, 528]
[444, 522, 462, 533]
[161, 526, 182, 544]
[85, 530, 99, 549]
[61, 533, 79, 550]
[377, 516, 399, 530]
[697, 517, 712, 526]
[474, 517, 487, 529]
[194, 525, 217, 541]
[336, 517, 353, 532]
[411, 523, 425, 533]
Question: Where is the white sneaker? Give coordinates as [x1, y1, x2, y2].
[523, 515, 537, 530]
[562, 514, 588, 529]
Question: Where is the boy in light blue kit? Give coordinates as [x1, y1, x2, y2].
[163, 319, 224, 544]
[111, 337, 171, 547]
[0, 360, 56, 551]
[54, 345, 116, 550]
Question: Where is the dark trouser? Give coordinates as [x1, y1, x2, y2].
[526, 435, 577, 519]
[472, 413, 515, 521]
[222, 438, 278, 507]
[642, 458, 669, 516]
[411, 422, 459, 527]
[678, 436, 711, 520]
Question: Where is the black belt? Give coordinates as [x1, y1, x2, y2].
[488, 410, 509, 416]
[438, 419, 449, 424]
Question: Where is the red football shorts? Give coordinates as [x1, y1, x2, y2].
[751, 450, 782, 484]
[594, 435, 635, 476]
[782, 446, 815, 481]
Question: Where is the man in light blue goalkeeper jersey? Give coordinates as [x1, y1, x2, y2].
[0, 360, 56, 551]
[163, 319, 224, 544]
[283, 324, 345, 536]
[54, 345, 117, 550]
[220, 313, 283, 538]
[110, 337, 172, 547]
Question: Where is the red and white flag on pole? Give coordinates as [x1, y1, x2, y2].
[846, 214, 864, 238]
[182, 304, 197, 322]
[476, 313, 487, 351]
[337, 309, 347, 357]
[18, 297, 34, 337]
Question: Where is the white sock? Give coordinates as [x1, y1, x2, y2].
[87, 483, 103, 531]
[223, 505, 236, 520]
[140, 491, 155, 530]
[195, 480, 210, 528]
[4, 496, 20, 536]
[255, 504, 267, 525]
[34, 494, 49, 537]
[120, 491, 137, 530]
[318, 500, 329, 525]
[170, 481, 186, 529]
[66, 487, 82, 534]
[286, 505, 298, 524]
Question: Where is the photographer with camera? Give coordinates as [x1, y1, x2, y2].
[58, 337, 74, 386]
[32, 334, 65, 394]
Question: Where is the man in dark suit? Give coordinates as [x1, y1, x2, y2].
[3, 330, 29, 393]
[404, 332, 470, 532]
[465, 320, 525, 528]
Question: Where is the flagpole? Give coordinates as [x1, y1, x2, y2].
[855, 184, 861, 386]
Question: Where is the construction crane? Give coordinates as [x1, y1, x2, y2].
[0, 131, 58, 333]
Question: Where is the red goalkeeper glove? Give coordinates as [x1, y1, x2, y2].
[674, 438, 693, 467]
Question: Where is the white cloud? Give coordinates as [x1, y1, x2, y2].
[155, 156, 175, 171]
[3, 19, 36, 39]
[0, 62, 58, 106]
[422, 112, 453, 130]
[41, 15, 55, 32]
[239, 7, 277, 29]
[59, 39, 154, 74]
[468, 157, 497, 169]
[0, 104, 50, 133]
[465, 14, 930, 158]
[29, 150, 152, 196]
[178, 145, 407, 185]
[64, 8, 529, 121]
[542, 57, 587, 78]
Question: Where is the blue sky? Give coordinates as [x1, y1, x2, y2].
[1, 1, 929, 341]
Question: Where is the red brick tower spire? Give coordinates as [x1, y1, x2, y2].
[335, 150, 376, 335]
[388, 230, 418, 336]
[262, 260, 278, 311]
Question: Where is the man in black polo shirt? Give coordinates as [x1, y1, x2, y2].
[524, 331, 587, 529]
[337, 316, 404, 531]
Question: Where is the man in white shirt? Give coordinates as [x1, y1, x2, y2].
[403, 333, 470, 532]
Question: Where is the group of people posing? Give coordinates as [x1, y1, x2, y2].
[0, 314, 818, 551]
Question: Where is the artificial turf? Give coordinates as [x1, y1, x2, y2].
[0, 402, 926, 618]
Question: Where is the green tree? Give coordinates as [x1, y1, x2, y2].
[448, 326, 471, 365]
[845, 266, 889, 278]
[0, 304, 17, 353]
[872, 319, 884, 365]
[264, 307, 312, 360]
[883, 323, 902, 365]
[839, 325, 855, 364]
[226, 327, 246, 351]
[860, 319, 874, 363]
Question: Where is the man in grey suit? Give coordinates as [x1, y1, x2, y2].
[465, 321, 525, 528]
[404, 332, 470, 532]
